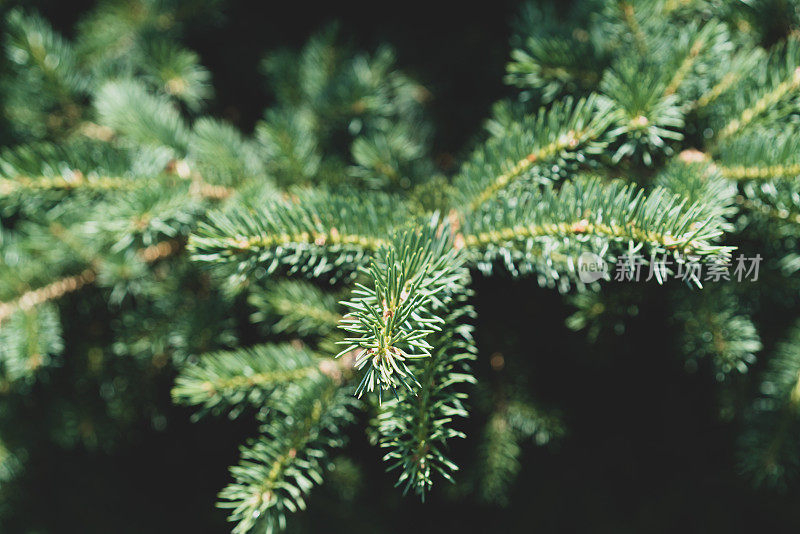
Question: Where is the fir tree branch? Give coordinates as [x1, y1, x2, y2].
[663, 21, 725, 97]
[94, 79, 190, 153]
[337, 219, 465, 399]
[4, 9, 88, 107]
[477, 409, 521, 505]
[191, 182, 234, 200]
[737, 195, 800, 226]
[718, 71, 800, 140]
[0, 140, 234, 200]
[477, 400, 564, 504]
[674, 287, 761, 380]
[218, 375, 357, 534]
[249, 280, 342, 337]
[136, 238, 183, 263]
[618, 1, 648, 53]
[0, 268, 95, 325]
[694, 71, 740, 109]
[655, 155, 737, 227]
[601, 59, 685, 165]
[188, 117, 266, 187]
[713, 128, 800, 180]
[682, 45, 763, 111]
[189, 191, 406, 282]
[689, 48, 765, 111]
[504, 2, 604, 102]
[376, 285, 476, 497]
[172, 343, 345, 416]
[454, 95, 615, 212]
[460, 177, 732, 284]
[0, 236, 185, 325]
[0, 302, 64, 384]
[716, 39, 800, 141]
[9, 2, 800, 524]
[719, 164, 800, 181]
[0, 173, 137, 195]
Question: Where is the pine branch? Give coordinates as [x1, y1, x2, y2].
[601, 58, 685, 165]
[674, 287, 761, 380]
[504, 2, 603, 102]
[218, 375, 356, 534]
[4, 8, 88, 105]
[663, 20, 730, 97]
[654, 156, 737, 226]
[0, 235, 185, 326]
[140, 40, 211, 111]
[740, 180, 800, 233]
[172, 343, 337, 417]
[477, 400, 564, 504]
[0, 173, 138, 196]
[189, 117, 266, 187]
[0, 268, 95, 325]
[689, 48, 764, 111]
[460, 176, 732, 284]
[189, 191, 406, 283]
[453, 95, 616, 213]
[713, 128, 800, 180]
[0, 303, 63, 385]
[376, 284, 476, 497]
[94, 79, 190, 153]
[249, 280, 341, 337]
[716, 37, 800, 141]
[337, 219, 465, 400]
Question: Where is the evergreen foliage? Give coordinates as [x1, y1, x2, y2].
[3, 0, 800, 531]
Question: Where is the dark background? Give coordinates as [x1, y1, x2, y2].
[5, 1, 800, 532]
